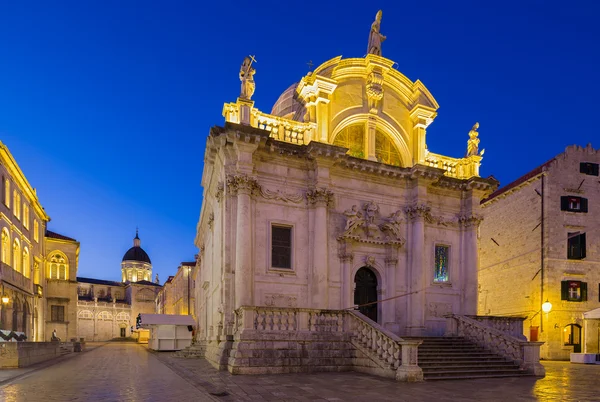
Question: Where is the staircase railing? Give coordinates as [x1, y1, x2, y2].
[445, 314, 545, 376]
[233, 306, 423, 381]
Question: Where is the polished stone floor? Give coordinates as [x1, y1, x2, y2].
[1, 343, 599, 401]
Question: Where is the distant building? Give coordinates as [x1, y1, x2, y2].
[156, 262, 196, 317]
[75, 233, 162, 341]
[479, 144, 600, 360]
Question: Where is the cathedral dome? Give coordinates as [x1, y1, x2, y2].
[122, 231, 151, 264]
[122, 246, 151, 264]
[270, 83, 305, 122]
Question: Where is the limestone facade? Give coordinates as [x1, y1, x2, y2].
[479, 144, 600, 360]
[194, 52, 497, 374]
[0, 141, 49, 341]
[156, 261, 196, 316]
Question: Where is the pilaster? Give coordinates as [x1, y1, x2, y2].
[307, 188, 334, 309]
[409, 106, 437, 165]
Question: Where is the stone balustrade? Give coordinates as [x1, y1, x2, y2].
[222, 101, 315, 145]
[466, 315, 527, 340]
[232, 306, 423, 381]
[445, 314, 545, 376]
[424, 151, 480, 179]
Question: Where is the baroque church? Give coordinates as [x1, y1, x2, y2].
[193, 10, 504, 378]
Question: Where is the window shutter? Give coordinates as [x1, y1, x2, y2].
[593, 163, 600, 176]
[581, 198, 588, 213]
[581, 233, 586, 259]
[581, 282, 588, 301]
[561, 196, 569, 211]
[561, 281, 568, 300]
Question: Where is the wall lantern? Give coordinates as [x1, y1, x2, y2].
[1, 284, 9, 304]
[541, 300, 552, 313]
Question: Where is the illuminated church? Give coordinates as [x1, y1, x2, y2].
[191, 10, 508, 380]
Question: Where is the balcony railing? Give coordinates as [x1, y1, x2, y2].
[0, 262, 34, 295]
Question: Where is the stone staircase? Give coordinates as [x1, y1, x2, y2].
[175, 341, 206, 358]
[404, 337, 531, 380]
[59, 343, 73, 356]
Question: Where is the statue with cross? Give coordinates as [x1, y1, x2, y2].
[239, 55, 257, 100]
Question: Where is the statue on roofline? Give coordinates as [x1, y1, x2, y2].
[239, 55, 256, 100]
[466, 122, 480, 157]
[367, 10, 386, 56]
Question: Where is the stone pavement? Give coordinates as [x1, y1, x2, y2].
[155, 351, 600, 402]
[0, 343, 212, 401]
[1, 343, 599, 401]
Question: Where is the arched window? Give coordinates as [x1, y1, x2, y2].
[22, 248, 30, 278]
[375, 130, 402, 166]
[97, 311, 113, 320]
[13, 239, 21, 273]
[1, 228, 9, 265]
[116, 312, 130, 322]
[48, 252, 68, 280]
[333, 124, 365, 158]
[78, 310, 93, 319]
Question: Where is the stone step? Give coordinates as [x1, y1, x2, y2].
[419, 356, 509, 363]
[419, 352, 503, 358]
[419, 360, 514, 367]
[421, 364, 520, 372]
[425, 372, 532, 381]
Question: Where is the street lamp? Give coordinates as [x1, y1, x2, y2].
[542, 300, 552, 313]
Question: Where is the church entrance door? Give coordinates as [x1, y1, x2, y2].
[354, 267, 378, 322]
[120, 327, 126, 337]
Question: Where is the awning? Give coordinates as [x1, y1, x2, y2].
[583, 307, 600, 319]
[139, 314, 195, 326]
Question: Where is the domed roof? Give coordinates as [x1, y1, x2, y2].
[122, 231, 151, 264]
[270, 83, 305, 122]
[122, 246, 151, 264]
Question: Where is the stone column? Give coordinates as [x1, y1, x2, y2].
[227, 175, 258, 309]
[339, 248, 354, 310]
[384, 256, 398, 329]
[459, 214, 482, 315]
[405, 204, 428, 336]
[307, 188, 334, 309]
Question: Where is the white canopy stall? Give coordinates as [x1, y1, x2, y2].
[140, 314, 195, 351]
[571, 307, 600, 364]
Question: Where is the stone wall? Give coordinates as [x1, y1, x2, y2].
[0, 342, 60, 368]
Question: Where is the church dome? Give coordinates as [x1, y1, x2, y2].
[271, 82, 305, 122]
[122, 231, 151, 264]
[122, 246, 151, 264]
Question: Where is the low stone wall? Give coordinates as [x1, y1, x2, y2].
[0, 342, 60, 368]
[226, 330, 356, 375]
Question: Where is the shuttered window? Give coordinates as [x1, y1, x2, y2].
[561, 281, 587, 302]
[567, 232, 586, 260]
[51, 305, 65, 322]
[560, 196, 588, 213]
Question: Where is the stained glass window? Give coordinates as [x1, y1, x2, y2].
[434, 245, 449, 283]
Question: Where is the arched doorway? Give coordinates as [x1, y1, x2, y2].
[564, 323, 582, 353]
[354, 267, 378, 322]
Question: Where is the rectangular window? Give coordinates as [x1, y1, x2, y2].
[51, 305, 65, 322]
[434, 245, 450, 283]
[13, 191, 20, 220]
[22, 204, 29, 229]
[271, 225, 292, 269]
[561, 281, 587, 302]
[580, 162, 599, 176]
[34, 220, 39, 242]
[567, 232, 586, 260]
[3, 178, 9, 207]
[561, 196, 588, 213]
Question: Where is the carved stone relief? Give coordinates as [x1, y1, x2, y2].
[339, 201, 405, 245]
[427, 302, 453, 319]
[263, 293, 298, 308]
[306, 188, 334, 207]
[259, 186, 304, 203]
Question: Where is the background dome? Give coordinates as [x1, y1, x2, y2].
[270, 83, 306, 122]
[122, 246, 151, 264]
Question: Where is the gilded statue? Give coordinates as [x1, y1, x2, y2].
[367, 10, 386, 56]
[466, 122, 480, 157]
[239, 55, 256, 100]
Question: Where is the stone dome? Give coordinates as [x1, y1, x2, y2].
[270, 83, 306, 122]
[122, 246, 151, 264]
[122, 232, 151, 264]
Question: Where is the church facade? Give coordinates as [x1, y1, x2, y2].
[194, 13, 498, 376]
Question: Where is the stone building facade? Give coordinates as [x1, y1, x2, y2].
[0, 141, 49, 341]
[194, 41, 497, 375]
[479, 144, 600, 360]
[156, 261, 196, 316]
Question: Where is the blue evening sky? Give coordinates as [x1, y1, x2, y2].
[1, 1, 598, 283]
